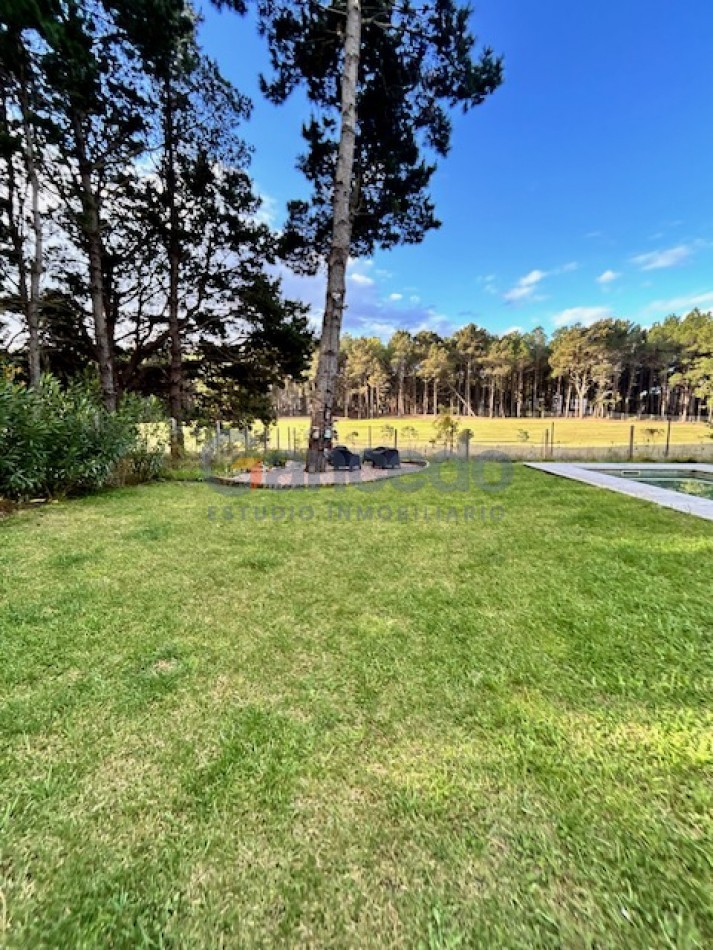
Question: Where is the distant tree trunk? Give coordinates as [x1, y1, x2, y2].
[576, 381, 587, 418]
[433, 377, 438, 415]
[306, 0, 362, 471]
[164, 74, 184, 457]
[71, 110, 116, 411]
[660, 378, 670, 419]
[624, 372, 636, 417]
[516, 369, 523, 417]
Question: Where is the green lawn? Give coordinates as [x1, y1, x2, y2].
[1, 468, 712, 946]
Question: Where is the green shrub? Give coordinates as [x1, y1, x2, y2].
[0, 376, 166, 500]
[264, 449, 288, 468]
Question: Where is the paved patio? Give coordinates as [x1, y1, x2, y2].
[211, 459, 427, 490]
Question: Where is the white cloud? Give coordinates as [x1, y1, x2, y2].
[504, 325, 524, 334]
[254, 190, 279, 228]
[349, 271, 375, 287]
[388, 292, 403, 301]
[503, 269, 546, 303]
[414, 309, 451, 333]
[521, 269, 546, 286]
[553, 306, 612, 328]
[346, 258, 377, 287]
[272, 261, 451, 341]
[358, 320, 404, 338]
[502, 263, 578, 304]
[597, 269, 620, 285]
[643, 290, 713, 317]
[631, 243, 694, 271]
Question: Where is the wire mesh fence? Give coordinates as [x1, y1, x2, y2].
[159, 419, 713, 466]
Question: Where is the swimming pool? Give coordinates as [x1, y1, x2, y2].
[607, 469, 713, 500]
[526, 462, 713, 521]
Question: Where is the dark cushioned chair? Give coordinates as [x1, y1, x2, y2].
[328, 445, 361, 471]
[363, 446, 400, 469]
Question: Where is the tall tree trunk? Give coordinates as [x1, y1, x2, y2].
[2, 99, 30, 370]
[306, 0, 362, 471]
[433, 377, 438, 415]
[17, 51, 42, 386]
[72, 110, 116, 411]
[164, 73, 184, 457]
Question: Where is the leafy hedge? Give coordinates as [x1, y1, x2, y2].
[0, 376, 166, 500]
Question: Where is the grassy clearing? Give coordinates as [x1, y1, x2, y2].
[266, 415, 711, 450]
[1, 468, 712, 946]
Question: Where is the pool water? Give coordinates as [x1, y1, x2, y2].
[610, 470, 713, 500]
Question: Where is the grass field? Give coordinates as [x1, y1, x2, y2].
[1, 468, 712, 945]
[265, 415, 711, 450]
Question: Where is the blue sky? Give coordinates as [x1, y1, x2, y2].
[197, 0, 713, 340]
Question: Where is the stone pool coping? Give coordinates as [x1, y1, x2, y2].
[526, 462, 713, 522]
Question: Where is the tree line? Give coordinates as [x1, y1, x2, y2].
[1, 0, 503, 467]
[277, 310, 713, 421]
[0, 0, 314, 456]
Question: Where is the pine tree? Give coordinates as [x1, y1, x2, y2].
[258, 0, 502, 469]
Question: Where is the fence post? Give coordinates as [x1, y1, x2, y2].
[629, 424, 635, 461]
[550, 421, 555, 451]
[544, 430, 549, 459]
[394, 428, 398, 450]
[665, 419, 671, 459]
[465, 431, 470, 462]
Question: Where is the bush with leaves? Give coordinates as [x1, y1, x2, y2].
[433, 412, 460, 449]
[0, 376, 166, 499]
